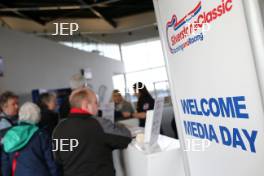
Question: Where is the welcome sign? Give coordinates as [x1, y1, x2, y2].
[153, 0, 264, 176]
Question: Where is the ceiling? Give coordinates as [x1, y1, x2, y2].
[0, 0, 154, 28]
[0, 0, 158, 44]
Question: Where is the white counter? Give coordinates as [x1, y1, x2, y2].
[119, 135, 185, 176]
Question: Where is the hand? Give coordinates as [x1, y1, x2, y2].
[122, 112, 131, 118]
[132, 112, 146, 119]
[132, 112, 138, 118]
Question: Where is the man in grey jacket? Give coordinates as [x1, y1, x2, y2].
[0, 91, 19, 176]
[0, 91, 19, 138]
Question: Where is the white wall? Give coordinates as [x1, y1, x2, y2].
[0, 27, 124, 103]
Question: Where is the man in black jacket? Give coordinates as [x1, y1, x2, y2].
[53, 88, 132, 176]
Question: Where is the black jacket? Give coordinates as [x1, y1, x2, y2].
[136, 96, 155, 127]
[53, 113, 132, 176]
[39, 108, 59, 135]
[58, 95, 71, 119]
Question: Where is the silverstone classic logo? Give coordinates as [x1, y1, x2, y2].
[166, 0, 233, 54]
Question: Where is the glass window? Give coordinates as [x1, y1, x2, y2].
[125, 67, 168, 92]
[60, 42, 121, 61]
[112, 74, 126, 95]
[120, 38, 169, 99]
[121, 39, 165, 72]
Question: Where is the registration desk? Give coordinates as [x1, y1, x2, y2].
[113, 118, 185, 176]
[122, 135, 185, 176]
[114, 134, 185, 176]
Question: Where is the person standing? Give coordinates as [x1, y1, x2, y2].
[53, 88, 132, 176]
[0, 91, 19, 176]
[1, 102, 60, 176]
[37, 92, 59, 135]
[0, 91, 19, 136]
[59, 73, 86, 119]
[132, 82, 155, 127]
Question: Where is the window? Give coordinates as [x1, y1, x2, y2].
[112, 74, 126, 95]
[60, 42, 121, 61]
[119, 38, 169, 99]
[125, 67, 168, 92]
[121, 39, 165, 72]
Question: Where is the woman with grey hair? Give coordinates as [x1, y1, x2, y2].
[1, 102, 60, 176]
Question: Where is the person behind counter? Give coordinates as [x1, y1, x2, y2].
[37, 92, 59, 135]
[132, 82, 155, 127]
[53, 88, 132, 176]
[111, 89, 134, 119]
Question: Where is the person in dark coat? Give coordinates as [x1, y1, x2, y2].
[1, 102, 60, 176]
[59, 73, 86, 119]
[37, 92, 59, 134]
[53, 88, 132, 176]
[132, 82, 155, 127]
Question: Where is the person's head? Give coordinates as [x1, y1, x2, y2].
[133, 82, 151, 98]
[111, 89, 123, 104]
[70, 73, 86, 90]
[69, 88, 98, 115]
[19, 102, 41, 124]
[38, 92, 57, 111]
[0, 91, 19, 117]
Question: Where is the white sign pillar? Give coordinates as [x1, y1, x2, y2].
[153, 0, 264, 176]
